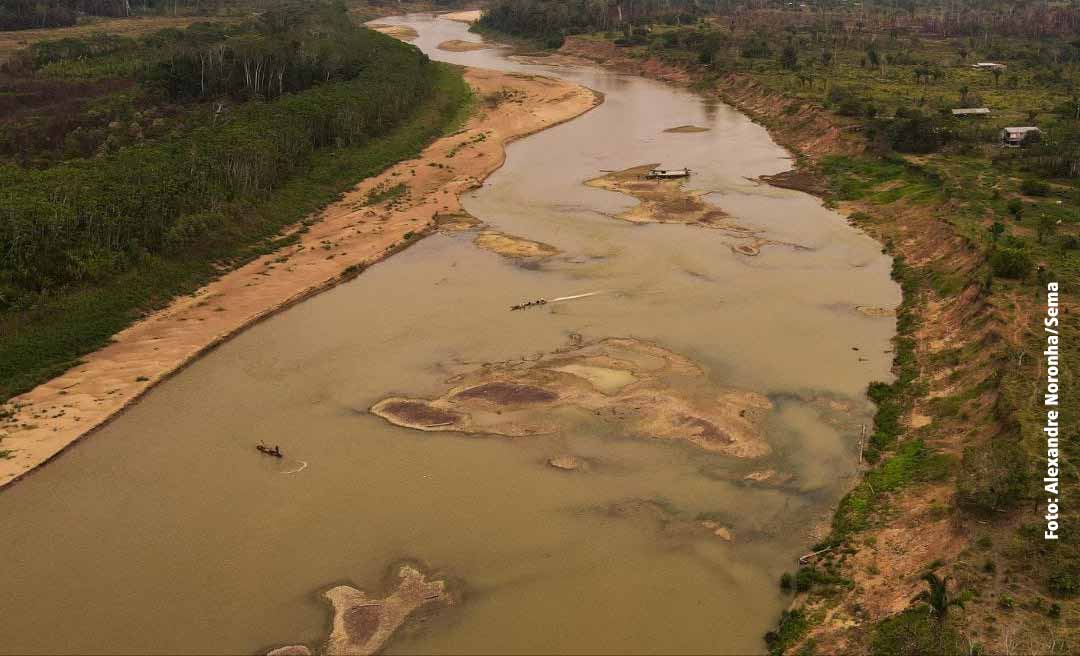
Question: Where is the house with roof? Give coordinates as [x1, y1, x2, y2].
[1001, 126, 1041, 146]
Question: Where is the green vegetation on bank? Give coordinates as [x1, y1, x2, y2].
[0, 1, 471, 401]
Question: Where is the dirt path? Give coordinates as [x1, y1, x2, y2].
[0, 67, 601, 489]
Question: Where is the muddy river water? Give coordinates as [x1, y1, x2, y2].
[0, 15, 900, 655]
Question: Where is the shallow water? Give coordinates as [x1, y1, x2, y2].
[0, 15, 899, 655]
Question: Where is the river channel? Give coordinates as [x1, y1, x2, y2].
[0, 14, 900, 655]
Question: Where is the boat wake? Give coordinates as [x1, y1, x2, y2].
[281, 461, 308, 475]
[549, 291, 607, 303]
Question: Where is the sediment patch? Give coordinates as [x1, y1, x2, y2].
[368, 24, 418, 41]
[585, 164, 732, 228]
[437, 39, 491, 52]
[371, 337, 772, 458]
[585, 164, 809, 255]
[269, 563, 453, 656]
[473, 231, 560, 259]
[664, 125, 710, 133]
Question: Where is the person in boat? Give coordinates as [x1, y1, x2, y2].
[256, 442, 283, 457]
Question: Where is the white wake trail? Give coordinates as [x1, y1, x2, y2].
[281, 461, 308, 475]
[549, 291, 606, 303]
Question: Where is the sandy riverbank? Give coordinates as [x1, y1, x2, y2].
[0, 67, 600, 490]
[441, 10, 482, 24]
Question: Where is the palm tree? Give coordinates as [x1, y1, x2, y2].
[916, 572, 964, 622]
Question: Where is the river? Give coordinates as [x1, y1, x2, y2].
[0, 14, 899, 655]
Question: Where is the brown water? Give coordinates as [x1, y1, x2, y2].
[0, 15, 899, 655]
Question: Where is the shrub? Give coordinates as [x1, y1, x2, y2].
[1048, 570, 1079, 596]
[764, 609, 809, 655]
[957, 437, 1030, 513]
[780, 44, 798, 70]
[1007, 198, 1024, 220]
[989, 247, 1034, 279]
[741, 31, 771, 59]
[827, 86, 868, 117]
[871, 609, 964, 656]
[1020, 178, 1051, 196]
[885, 108, 948, 153]
[779, 572, 793, 591]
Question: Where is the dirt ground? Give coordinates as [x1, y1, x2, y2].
[0, 66, 600, 490]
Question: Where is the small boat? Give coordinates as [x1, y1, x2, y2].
[646, 167, 691, 179]
[510, 298, 548, 311]
[256, 443, 283, 458]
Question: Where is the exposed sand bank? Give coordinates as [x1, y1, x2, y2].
[585, 164, 809, 256]
[585, 164, 732, 227]
[268, 563, 453, 656]
[371, 336, 773, 458]
[368, 24, 418, 40]
[473, 231, 560, 259]
[441, 10, 483, 24]
[664, 125, 710, 133]
[437, 39, 490, 52]
[0, 67, 601, 489]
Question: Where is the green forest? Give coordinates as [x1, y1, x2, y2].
[0, 0, 470, 400]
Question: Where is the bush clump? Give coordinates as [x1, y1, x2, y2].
[1020, 178, 1051, 196]
[956, 436, 1030, 513]
[871, 609, 964, 656]
[989, 247, 1034, 279]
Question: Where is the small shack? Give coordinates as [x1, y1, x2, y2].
[952, 107, 991, 117]
[1001, 126, 1041, 147]
[972, 62, 1007, 70]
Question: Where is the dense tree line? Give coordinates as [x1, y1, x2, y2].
[0, 0, 290, 30]
[0, 3, 437, 304]
[476, 1, 1080, 47]
[477, 0, 705, 47]
[143, 6, 410, 101]
[0, 0, 148, 30]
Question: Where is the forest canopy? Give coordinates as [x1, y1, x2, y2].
[0, 1, 439, 305]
